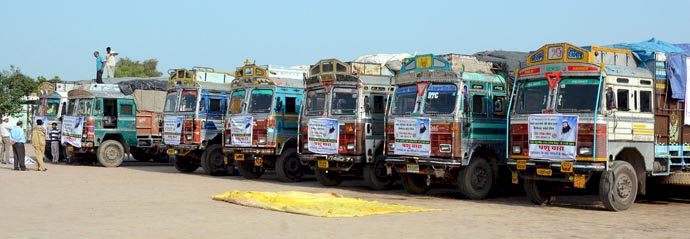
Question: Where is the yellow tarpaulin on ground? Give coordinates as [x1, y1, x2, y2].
[212, 190, 439, 217]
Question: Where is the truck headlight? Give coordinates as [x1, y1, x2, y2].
[303, 143, 308, 150]
[512, 145, 521, 154]
[388, 143, 395, 150]
[225, 138, 231, 144]
[346, 143, 355, 150]
[186, 135, 192, 140]
[258, 137, 267, 145]
[578, 146, 592, 156]
[82, 133, 88, 138]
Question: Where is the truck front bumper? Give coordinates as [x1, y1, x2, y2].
[507, 158, 606, 186]
[385, 156, 462, 176]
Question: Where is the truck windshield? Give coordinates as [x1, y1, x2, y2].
[45, 99, 60, 116]
[556, 78, 600, 113]
[179, 90, 197, 112]
[393, 86, 417, 115]
[164, 92, 178, 112]
[77, 99, 93, 116]
[249, 89, 273, 113]
[331, 88, 357, 115]
[424, 84, 457, 114]
[305, 89, 325, 116]
[515, 80, 549, 114]
[229, 90, 246, 114]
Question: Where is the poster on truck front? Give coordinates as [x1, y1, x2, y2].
[230, 116, 253, 146]
[308, 118, 339, 154]
[394, 117, 431, 157]
[528, 114, 578, 160]
[61, 116, 84, 147]
[163, 116, 184, 145]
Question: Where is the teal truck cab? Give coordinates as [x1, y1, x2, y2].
[163, 68, 234, 175]
[385, 54, 509, 199]
[224, 62, 306, 181]
[299, 59, 396, 189]
[63, 84, 167, 167]
[35, 82, 68, 161]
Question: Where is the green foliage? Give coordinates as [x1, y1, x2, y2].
[0, 66, 39, 116]
[114, 57, 163, 78]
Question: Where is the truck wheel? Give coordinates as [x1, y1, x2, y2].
[315, 168, 343, 186]
[655, 172, 690, 186]
[458, 157, 493, 200]
[402, 174, 430, 194]
[97, 140, 125, 167]
[276, 148, 303, 182]
[237, 159, 264, 179]
[173, 156, 199, 173]
[364, 154, 395, 190]
[201, 144, 228, 176]
[600, 161, 638, 211]
[524, 178, 556, 205]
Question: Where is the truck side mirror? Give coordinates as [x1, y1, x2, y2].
[605, 88, 615, 110]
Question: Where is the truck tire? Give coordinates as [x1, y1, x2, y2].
[97, 140, 125, 167]
[402, 174, 430, 194]
[237, 158, 264, 179]
[655, 172, 690, 186]
[173, 156, 199, 173]
[524, 178, 556, 205]
[458, 157, 493, 200]
[600, 161, 638, 211]
[276, 148, 303, 182]
[315, 168, 343, 186]
[200, 144, 228, 176]
[363, 154, 395, 190]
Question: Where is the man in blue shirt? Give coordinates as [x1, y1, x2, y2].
[10, 120, 26, 171]
[94, 51, 105, 84]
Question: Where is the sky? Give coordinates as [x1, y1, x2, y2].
[1, 0, 689, 80]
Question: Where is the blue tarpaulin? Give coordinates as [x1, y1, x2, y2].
[608, 38, 684, 62]
[676, 44, 690, 54]
[667, 53, 689, 99]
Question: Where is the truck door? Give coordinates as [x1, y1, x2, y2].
[117, 99, 137, 146]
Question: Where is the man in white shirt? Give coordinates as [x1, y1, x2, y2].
[0, 117, 11, 164]
[105, 47, 118, 78]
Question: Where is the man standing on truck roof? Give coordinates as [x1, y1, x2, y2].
[49, 122, 60, 163]
[105, 47, 118, 78]
[0, 117, 10, 164]
[94, 51, 105, 84]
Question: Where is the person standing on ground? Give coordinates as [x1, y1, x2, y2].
[94, 51, 105, 84]
[10, 120, 26, 171]
[49, 122, 61, 163]
[31, 120, 47, 171]
[105, 47, 118, 78]
[0, 117, 10, 164]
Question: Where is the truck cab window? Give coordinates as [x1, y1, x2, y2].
[617, 89, 629, 111]
[285, 97, 297, 114]
[640, 91, 652, 113]
[373, 95, 385, 114]
[121, 104, 134, 116]
[209, 98, 222, 113]
[472, 95, 485, 114]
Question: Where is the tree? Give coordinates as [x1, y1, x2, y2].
[114, 57, 163, 78]
[0, 66, 38, 116]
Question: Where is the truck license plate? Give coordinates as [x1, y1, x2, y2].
[234, 153, 244, 161]
[67, 146, 74, 152]
[317, 160, 329, 169]
[536, 168, 552, 176]
[517, 160, 527, 170]
[574, 174, 586, 188]
[167, 149, 175, 155]
[254, 158, 263, 167]
[406, 164, 420, 173]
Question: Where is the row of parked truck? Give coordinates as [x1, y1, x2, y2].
[37, 40, 690, 211]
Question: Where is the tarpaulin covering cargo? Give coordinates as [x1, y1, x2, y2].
[353, 53, 412, 73]
[473, 50, 528, 78]
[212, 190, 438, 217]
[117, 79, 168, 95]
[132, 90, 166, 113]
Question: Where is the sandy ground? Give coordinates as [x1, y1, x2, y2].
[1, 146, 690, 239]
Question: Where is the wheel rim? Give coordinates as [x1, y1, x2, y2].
[471, 166, 489, 191]
[211, 152, 224, 168]
[284, 156, 302, 178]
[104, 145, 122, 164]
[374, 159, 388, 181]
[616, 174, 633, 200]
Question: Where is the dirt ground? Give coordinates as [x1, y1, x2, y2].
[1, 147, 690, 239]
